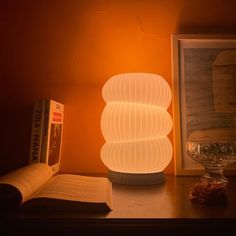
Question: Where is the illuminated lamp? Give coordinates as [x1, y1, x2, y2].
[100, 73, 173, 185]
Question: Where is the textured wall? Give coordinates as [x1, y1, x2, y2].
[1, 0, 236, 175]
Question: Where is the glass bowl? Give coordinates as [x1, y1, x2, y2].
[187, 141, 236, 186]
[186, 141, 236, 205]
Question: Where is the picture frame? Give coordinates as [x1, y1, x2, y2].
[171, 34, 236, 176]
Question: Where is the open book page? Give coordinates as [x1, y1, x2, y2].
[29, 174, 113, 210]
[0, 163, 53, 204]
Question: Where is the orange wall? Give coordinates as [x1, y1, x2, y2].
[1, 0, 236, 175]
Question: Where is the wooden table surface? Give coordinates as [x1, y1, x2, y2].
[1, 175, 236, 235]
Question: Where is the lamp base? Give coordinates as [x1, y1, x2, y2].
[108, 170, 165, 185]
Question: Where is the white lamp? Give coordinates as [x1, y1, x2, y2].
[100, 73, 173, 185]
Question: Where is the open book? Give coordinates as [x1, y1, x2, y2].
[0, 163, 112, 212]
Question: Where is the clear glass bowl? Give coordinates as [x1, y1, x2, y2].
[187, 141, 236, 186]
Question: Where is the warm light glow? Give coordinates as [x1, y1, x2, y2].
[101, 137, 172, 173]
[101, 102, 172, 142]
[102, 73, 171, 109]
[100, 73, 173, 174]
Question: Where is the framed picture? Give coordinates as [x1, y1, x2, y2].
[172, 34, 236, 175]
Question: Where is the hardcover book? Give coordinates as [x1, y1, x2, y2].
[29, 99, 64, 174]
[0, 163, 112, 212]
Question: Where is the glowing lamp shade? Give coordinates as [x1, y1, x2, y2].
[101, 73, 173, 185]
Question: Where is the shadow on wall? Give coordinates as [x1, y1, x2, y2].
[175, 0, 236, 34]
[0, 107, 32, 175]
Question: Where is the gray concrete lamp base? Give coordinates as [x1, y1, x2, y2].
[108, 170, 165, 185]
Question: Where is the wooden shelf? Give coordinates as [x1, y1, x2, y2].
[1, 175, 236, 235]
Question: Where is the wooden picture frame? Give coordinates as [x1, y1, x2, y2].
[171, 34, 236, 176]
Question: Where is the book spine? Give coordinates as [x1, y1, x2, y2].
[48, 101, 64, 174]
[40, 99, 51, 164]
[29, 100, 44, 164]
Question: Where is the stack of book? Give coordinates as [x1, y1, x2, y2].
[29, 99, 64, 174]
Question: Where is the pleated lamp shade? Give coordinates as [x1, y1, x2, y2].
[100, 73, 173, 185]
